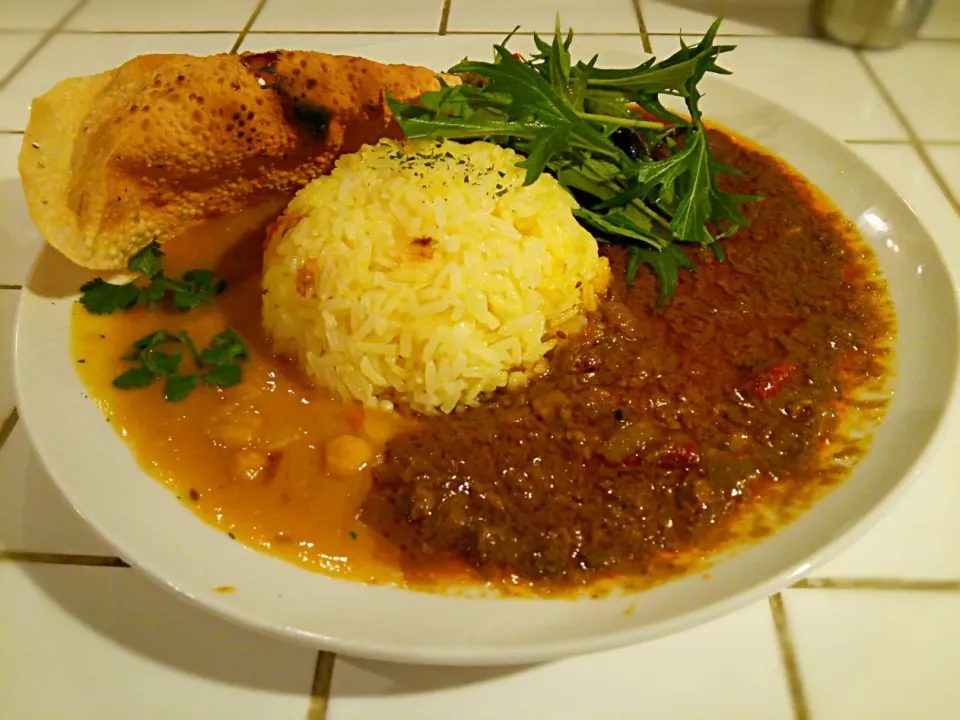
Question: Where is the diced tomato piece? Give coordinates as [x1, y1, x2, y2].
[656, 441, 700, 470]
[265, 211, 303, 246]
[346, 404, 365, 431]
[512, 52, 522, 60]
[746, 361, 801, 400]
[265, 217, 280, 241]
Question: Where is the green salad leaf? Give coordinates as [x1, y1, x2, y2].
[389, 16, 760, 305]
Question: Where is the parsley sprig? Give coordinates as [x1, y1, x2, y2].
[79, 242, 227, 315]
[113, 328, 249, 401]
[388, 17, 759, 305]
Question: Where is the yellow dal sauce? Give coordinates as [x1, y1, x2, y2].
[72, 206, 413, 584]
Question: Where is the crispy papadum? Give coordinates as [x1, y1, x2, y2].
[19, 50, 450, 270]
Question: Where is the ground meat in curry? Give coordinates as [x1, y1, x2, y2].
[360, 129, 893, 588]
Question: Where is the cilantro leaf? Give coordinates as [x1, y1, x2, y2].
[131, 330, 179, 352]
[141, 274, 169, 308]
[203, 363, 242, 388]
[113, 366, 156, 389]
[116, 332, 187, 396]
[77, 239, 228, 315]
[78, 278, 140, 315]
[200, 329, 248, 389]
[112, 328, 246, 401]
[168, 269, 227, 312]
[141, 349, 182, 376]
[170, 289, 206, 312]
[182, 269, 221, 291]
[200, 329, 247, 366]
[127, 241, 164, 276]
[164, 373, 199, 402]
[176, 331, 202, 366]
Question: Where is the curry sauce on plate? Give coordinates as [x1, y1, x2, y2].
[72, 128, 895, 594]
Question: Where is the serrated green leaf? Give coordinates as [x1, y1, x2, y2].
[127, 241, 164, 276]
[385, 15, 756, 306]
[569, 55, 597, 111]
[419, 83, 511, 117]
[112, 366, 156, 390]
[141, 349, 182, 376]
[182, 268, 214, 287]
[131, 330, 179, 352]
[203, 363, 242, 388]
[113, 327, 245, 401]
[519, 124, 571, 185]
[548, 17, 572, 102]
[582, 89, 636, 119]
[164, 373, 199, 402]
[625, 246, 644, 287]
[387, 92, 540, 140]
[142, 274, 168, 308]
[176, 331, 202, 366]
[200, 328, 247, 366]
[628, 245, 696, 306]
[492, 26, 521, 63]
[78, 279, 141, 315]
[573, 208, 664, 249]
[171, 290, 205, 312]
[451, 48, 579, 124]
[670, 134, 714, 244]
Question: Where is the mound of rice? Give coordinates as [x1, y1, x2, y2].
[262, 138, 610, 414]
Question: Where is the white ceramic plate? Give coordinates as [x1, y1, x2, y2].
[14, 37, 960, 666]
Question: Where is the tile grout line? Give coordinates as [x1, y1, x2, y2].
[244, 30, 648, 36]
[59, 29, 242, 35]
[845, 139, 960, 146]
[3, 27, 958, 43]
[305, 651, 337, 720]
[27, 28, 442, 37]
[845, 138, 911, 145]
[645, 32, 960, 41]
[229, 0, 267, 54]
[0, 550, 129, 566]
[0, 0, 90, 91]
[438, 0, 452, 36]
[855, 52, 960, 215]
[0, 403, 128, 572]
[631, 0, 653, 54]
[769, 594, 811, 720]
[645, 31, 781, 37]
[2, 15, 953, 711]
[793, 577, 960, 592]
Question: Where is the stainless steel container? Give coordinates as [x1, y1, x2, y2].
[813, 0, 935, 49]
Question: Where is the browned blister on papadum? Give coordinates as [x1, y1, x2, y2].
[18, 50, 452, 270]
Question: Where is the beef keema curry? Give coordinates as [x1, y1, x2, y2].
[362, 128, 894, 586]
